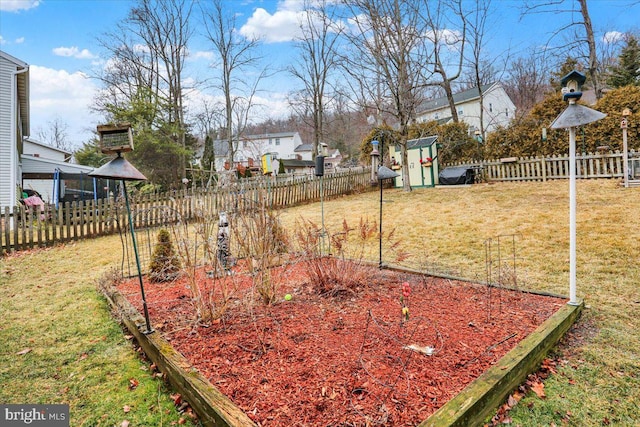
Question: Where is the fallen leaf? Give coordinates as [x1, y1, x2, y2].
[530, 381, 546, 399]
[123, 405, 131, 413]
[121, 421, 130, 427]
[128, 378, 139, 391]
[79, 352, 88, 361]
[170, 393, 182, 405]
[178, 417, 186, 425]
[16, 348, 32, 355]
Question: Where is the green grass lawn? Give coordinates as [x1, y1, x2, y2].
[0, 235, 196, 426]
[1, 179, 638, 426]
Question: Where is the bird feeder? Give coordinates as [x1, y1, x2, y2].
[97, 123, 134, 154]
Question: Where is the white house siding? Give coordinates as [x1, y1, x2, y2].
[23, 139, 70, 162]
[0, 51, 29, 210]
[416, 84, 516, 135]
[240, 132, 303, 161]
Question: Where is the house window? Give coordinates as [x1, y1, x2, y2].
[434, 113, 439, 120]
[275, 138, 280, 146]
[269, 138, 272, 145]
[505, 108, 508, 118]
[458, 108, 464, 116]
[489, 103, 493, 112]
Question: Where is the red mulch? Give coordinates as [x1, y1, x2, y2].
[118, 261, 565, 427]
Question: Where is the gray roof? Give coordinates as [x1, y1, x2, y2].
[243, 131, 297, 139]
[294, 143, 313, 152]
[418, 83, 495, 114]
[280, 159, 315, 167]
[407, 136, 438, 149]
[25, 138, 72, 155]
[21, 155, 94, 174]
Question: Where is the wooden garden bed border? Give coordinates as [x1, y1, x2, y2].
[100, 266, 582, 427]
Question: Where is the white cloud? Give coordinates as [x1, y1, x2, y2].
[52, 46, 97, 59]
[603, 31, 624, 44]
[15, 37, 25, 44]
[425, 29, 463, 46]
[240, 7, 305, 43]
[29, 65, 100, 148]
[190, 50, 215, 61]
[0, 36, 5, 45]
[0, 0, 40, 12]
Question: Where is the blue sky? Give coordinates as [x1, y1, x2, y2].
[1, 0, 639, 150]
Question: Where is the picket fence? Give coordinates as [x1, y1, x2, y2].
[446, 150, 639, 182]
[1, 168, 373, 255]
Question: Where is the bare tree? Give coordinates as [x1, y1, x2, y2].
[37, 117, 71, 152]
[288, 0, 342, 159]
[504, 51, 554, 116]
[94, 0, 193, 186]
[417, 0, 467, 123]
[522, 0, 603, 98]
[128, 0, 194, 179]
[341, 0, 431, 192]
[200, 0, 264, 170]
[463, 0, 493, 141]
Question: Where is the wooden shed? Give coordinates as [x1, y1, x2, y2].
[389, 136, 439, 188]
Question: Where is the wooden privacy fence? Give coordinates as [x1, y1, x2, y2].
[1, 168, 373, 255]
[446, 150, 638, 182]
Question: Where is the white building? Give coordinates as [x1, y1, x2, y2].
[0, 50, 29, 210]
[210, 132, 307, 172]
[416, 83, 516, 136]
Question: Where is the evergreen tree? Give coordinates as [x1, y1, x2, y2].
[149, 229, 181, 283]
[607, 35, 640, 88]
[74, 138, 110, 167]
[201, 134, 215, 171]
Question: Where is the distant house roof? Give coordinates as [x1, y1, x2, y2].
[24, 138, 72, 155]
[294, 143, 313, 152]
[243, 131, 297, 140]
[407, 136, 438, 149]
[418, 83, 494, 114]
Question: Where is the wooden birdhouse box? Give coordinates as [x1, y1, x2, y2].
[97, 123, 134, 154]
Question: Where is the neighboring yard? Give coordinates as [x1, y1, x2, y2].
[1, 179, 638, 426]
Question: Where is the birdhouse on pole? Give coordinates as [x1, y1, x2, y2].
[560, 70, 586, 103]
[96, 123, 134, 154]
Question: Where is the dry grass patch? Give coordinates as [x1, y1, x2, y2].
[280, 179, 640, 426]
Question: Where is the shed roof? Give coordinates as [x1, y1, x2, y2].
[407, 136, 438, 149]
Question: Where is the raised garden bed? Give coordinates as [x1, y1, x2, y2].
[104, 259, 581, 427]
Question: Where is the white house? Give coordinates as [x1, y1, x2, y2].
[210, 132, 307, 172]
[0, 50, 29, 210]
[416, 83, 516, 136]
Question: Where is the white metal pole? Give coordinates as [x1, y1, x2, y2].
[623, 126, 629, 188]
[569, 127, 578, 305]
